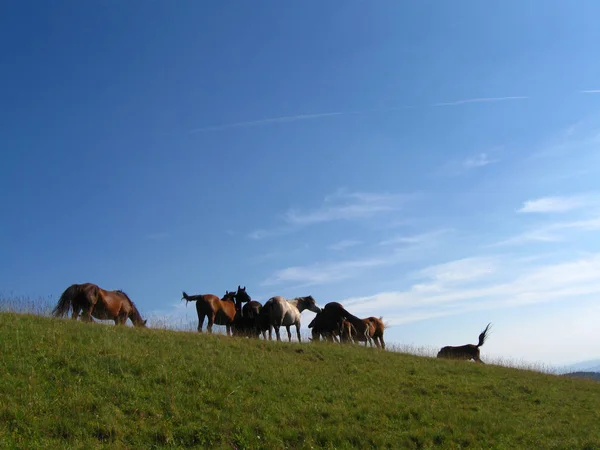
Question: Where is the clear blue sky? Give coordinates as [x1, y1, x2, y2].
[2, 1, 600, 367]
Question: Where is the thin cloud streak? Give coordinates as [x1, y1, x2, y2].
[378, 229, 451, 247]
[328, 239, 362, 251]
[188, 96, 530, 133]
[463, 152, 498, 169]
[433, 96, 529, 107]
[189, 111, 358, 133]
[580, 90, 600, 93]
[248, 190, 415, 239]
[517, 195, 587, 213]
[262, 229, 450, 287]
[491, 216, 600, 247]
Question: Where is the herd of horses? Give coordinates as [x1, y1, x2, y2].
[51, 282, 493, 362]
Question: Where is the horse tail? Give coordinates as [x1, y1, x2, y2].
[477, 322, 492, 347]
[52, 284, 80, 317]
[181, 291, 200, 306]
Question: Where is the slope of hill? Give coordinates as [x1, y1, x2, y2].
[1, 313, 599, 449]
[560, 359, 600, 374]
[563, 372, 600, 382]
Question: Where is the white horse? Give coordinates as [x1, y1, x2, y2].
[262, 295, 321, 342]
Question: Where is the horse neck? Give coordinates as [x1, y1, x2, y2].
[288, 297, 304, 312]
[342, 310, 364, 328]
[128, 303, 145, 325]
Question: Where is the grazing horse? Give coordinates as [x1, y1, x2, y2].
[437, 323, 492, 363]
[340, 316, 386, 349]
[308, 309, 341, 342]
[52, 283, 147, 327]
[182, 290, 239, 336]
[262, 295, 321, 342]
[309, 302, 372, 345]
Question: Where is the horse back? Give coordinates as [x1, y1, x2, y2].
[365, 317, 385, 336]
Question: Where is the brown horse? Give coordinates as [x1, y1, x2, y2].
[437, 323, 492, 363]
[182, 290, 239, 335]
[308, 308, 342, 342]
[340, 316, 386, 349]
[52, 283, 147, 327]
[231, 286, 264, 338]
[234, 285, 252, 311]
[308, 302, 372, 345]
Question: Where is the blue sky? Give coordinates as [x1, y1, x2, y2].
[1, 1, 600, 367]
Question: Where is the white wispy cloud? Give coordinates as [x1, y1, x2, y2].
[283, 191, 413, 226]
[492, 215, 600, 247]
[378, 229, 451, 247]
[328, 239, 362, 251]
[433, 96, 529, 107]
[261, 257, 388, 287]
[247, 228, 295, 240]
[517, 195, 587, 213]
[340, 253, 600, 326]
[415, 256, 497, 285]
[462, 152, 498, 169]
[434, 149, 501, 177]
[262, 228, 449, 287]
[248, 189, 415, 239]
[580, 90, 600, 94]
[250, 244, 310, 263]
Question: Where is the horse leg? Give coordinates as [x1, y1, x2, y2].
[82, 304, 94, 323]
[207, 314, 216, 334]
[197, 314, 206, 333]
[71, 305, 81, 321]
[226, 324, 232, 336]
[295, 323, 301, 342]
[285, 324, 292, 342]
[114, 309, 127, 326]
[274, 325, 281, 341]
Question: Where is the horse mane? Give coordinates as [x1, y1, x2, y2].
[115, 289, 131, 301]
[115, 290, 141, 315]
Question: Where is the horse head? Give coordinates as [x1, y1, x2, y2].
[223, 290, 236, 302]
[235, 285, 252, 305]
[299, 295, 322, 314]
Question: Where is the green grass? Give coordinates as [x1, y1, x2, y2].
[1, 312, 599, 449]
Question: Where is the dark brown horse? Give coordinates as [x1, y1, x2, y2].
[233, 285, 251, 311]
[52, 283, 147, 327]
[232, 286, 264, 337]
[182, 290, 239, 335]
[308, 302, 371, 345]
[308, 307, 343, 342]
[340, 316, 386, 349]
[437, 323, 492, 363]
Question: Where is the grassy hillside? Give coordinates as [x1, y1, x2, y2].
[1, 313, 599, 449]
[564, 372, 600, 382]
